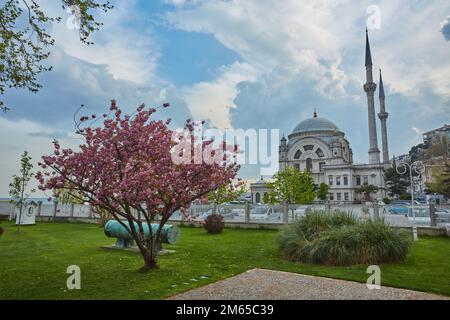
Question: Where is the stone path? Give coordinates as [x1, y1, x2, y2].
[168, 269, 447, 300]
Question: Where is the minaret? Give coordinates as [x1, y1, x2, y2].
[279, 134, 287, 170]
[378, 69, 390, 163]
[363, 29, 381, 164]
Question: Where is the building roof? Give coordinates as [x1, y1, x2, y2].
[291, 117, 340, 135]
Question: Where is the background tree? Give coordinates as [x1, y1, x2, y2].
[356, 184, 379, 202]
[0, 0, 112, 111]
[426, 161, 450, 198]
[265, 167, 316, 209]
[316, 183, 329, 201]
[9, 150, 35, 232]
[424, 137, 449, 160]
[53, 181, 85, 205]
[384, 167, 409, 199]
[37, 101, 239, 271]
[207, 180, 246, 206]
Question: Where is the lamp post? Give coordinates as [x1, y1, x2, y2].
[396, 160, 425, 241]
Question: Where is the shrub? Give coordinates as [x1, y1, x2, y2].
[0, 226, 3, 237]
[204, 214, 225, 234]
[383, 197, 391, 204]
[278, 211, 411, 265]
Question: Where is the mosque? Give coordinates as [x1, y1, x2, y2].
[251, 30, 391, 204]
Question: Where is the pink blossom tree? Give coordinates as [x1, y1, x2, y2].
[37, 100, 240, 271]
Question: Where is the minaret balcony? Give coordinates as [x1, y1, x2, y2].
[363, 82, 377, 92]
[378, 112, 389, 120]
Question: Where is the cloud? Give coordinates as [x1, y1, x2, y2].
[2, 47, 192, 129]
[441, 16, 450, 41]
[182, 62, 257, 129]
[165, 0, 450, 165]
[41, 0, 159, 84]
[0, 117, 82, 197]
[27, 131, 69, 139]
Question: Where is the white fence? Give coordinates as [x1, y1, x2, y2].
[1, 201, 449, 228]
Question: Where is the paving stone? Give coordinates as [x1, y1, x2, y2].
[168, 269, 448, 300]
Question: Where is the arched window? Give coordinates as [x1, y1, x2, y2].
[306, 158, 313, 172]
[304, 145, 314, 151]
[316, 148, 324, 158]
[255, 192, 261, 204]
[294, 150, 302, 159]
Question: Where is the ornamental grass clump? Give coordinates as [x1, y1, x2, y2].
[278, 211, 411, 266]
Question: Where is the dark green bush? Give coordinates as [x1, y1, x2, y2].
[204, 214, 225, 234]
[278, 211, 411, 265]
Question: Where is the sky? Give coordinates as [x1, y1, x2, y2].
[1, 0, 450, 196]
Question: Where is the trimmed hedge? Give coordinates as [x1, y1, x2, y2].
[278, 211, 411, 265]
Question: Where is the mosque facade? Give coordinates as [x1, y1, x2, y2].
[251, 31, 391, 204]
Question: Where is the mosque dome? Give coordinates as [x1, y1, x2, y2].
[291, 116, 340, 135]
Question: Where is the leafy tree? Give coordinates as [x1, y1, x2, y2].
[265, 167, 316, 206]
[9, 151, 35, 231]
[53, 181, 85, 205]
[0, 0, 112, 111]
[316, 183, 329, 201]
[262, 192, 270, 204]
[399, 193, 412, 200]
[37, 101, 239, 271]
[426, 162, 450, 198]
[355, 184, 379, 202]
[207, 181, 246, 206]
[424, 137, 449, 160]
[384, 167, 409, 198]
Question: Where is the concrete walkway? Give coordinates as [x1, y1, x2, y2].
[168, 269, 447, 300]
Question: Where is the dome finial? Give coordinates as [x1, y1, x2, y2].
[313, 108, 318, 118]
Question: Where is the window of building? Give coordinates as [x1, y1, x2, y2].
[329, 193, 334, 200]
[294, 163, 300, 171]
[306, 158, 313, 172]
[343, 175, 349, 186]
[363, 176, 369, 185]
[344, 192, 349, 201]
[304, 145, 314, 151]
[294, 150, 302, 159]
[255, 193, 261, 204]
[328, 175, 333, 186]
[316, 148, 324, 158]
[336, 176, 341, 186]
[337, 193, 342, 201]
[356, 176, 361, 186]
[319, 162, 326, 172]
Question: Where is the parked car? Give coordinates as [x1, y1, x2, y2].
[249, 205, 281, 221]
[293, 206, 308, 217]
[197, 206, 238, 221]
[391, 200, 421, 206]
[387, 205, 409, 214]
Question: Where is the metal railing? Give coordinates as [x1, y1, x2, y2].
[2, 201, 449, 227]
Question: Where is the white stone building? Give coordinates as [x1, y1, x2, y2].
[251, 30, 390, 204]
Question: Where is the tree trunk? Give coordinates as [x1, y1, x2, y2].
[139, 249, 158, 272]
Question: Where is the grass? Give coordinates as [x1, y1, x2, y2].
[0, 221, 449, 299]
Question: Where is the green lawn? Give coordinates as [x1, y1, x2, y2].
[0, 221, 449, 299]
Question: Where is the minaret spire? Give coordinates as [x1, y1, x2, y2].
[363, 29, 380, 164]
[378, 69, 389, 163]
[379, 68, 385, 99]
[365, 28, 373, 67]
